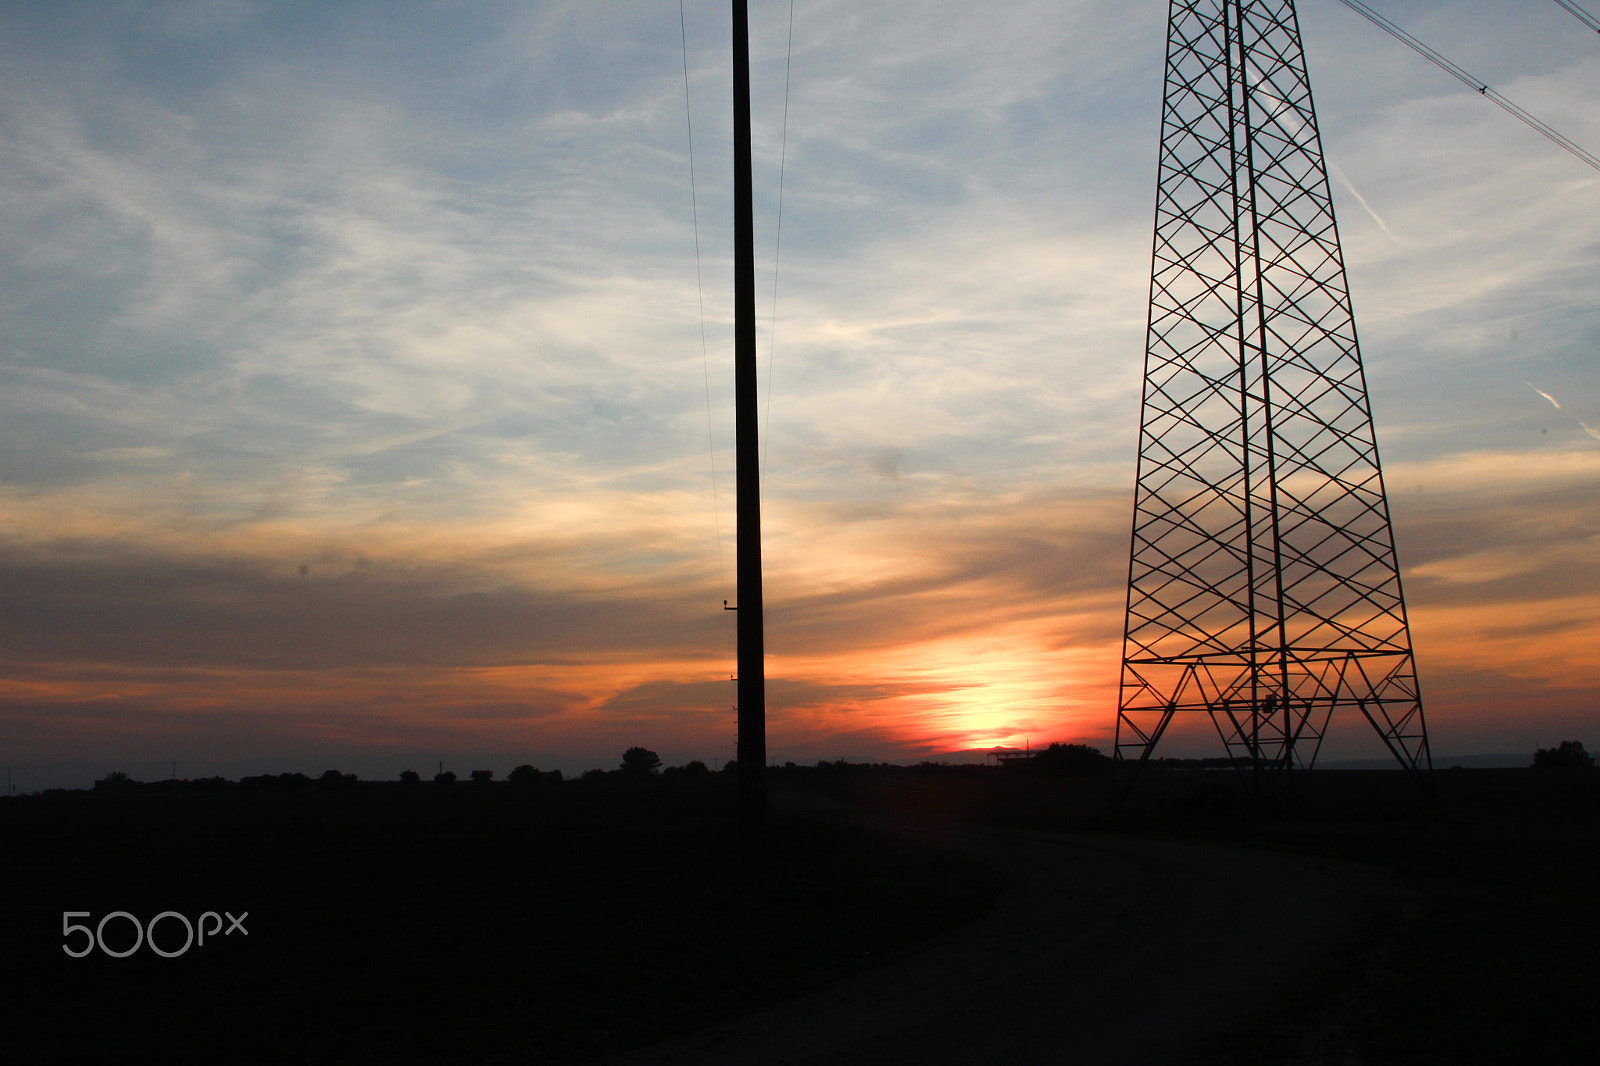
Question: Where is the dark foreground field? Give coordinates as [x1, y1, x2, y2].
[6, 773, 995, 1064]
[6, 765, 1598, 1064]
[808, 763, 1600, 1066]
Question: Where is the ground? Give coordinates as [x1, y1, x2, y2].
[7, 765, 1597, 1064]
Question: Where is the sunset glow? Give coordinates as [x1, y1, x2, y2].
[2, 1, 1598, 789]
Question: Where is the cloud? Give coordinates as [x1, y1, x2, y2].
[1, 2, 1598, 783]
[0, 537, 713, 673]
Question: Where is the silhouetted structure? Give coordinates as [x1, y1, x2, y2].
[731, 0, 766, 887]
[1117, 0, 1430, 790]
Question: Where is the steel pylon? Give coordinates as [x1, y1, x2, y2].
[1115, 0, 1430, 788]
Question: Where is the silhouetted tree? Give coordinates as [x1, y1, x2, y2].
[94, 771, 134, 791]
[1534, 740, 1595, 769]
[434, 770, 457, 787]
[581, 768, 607, 784]
[319, 769, 358, 788]
[470, 769, 494, 786]
[620, 747, 662, 777]
[399, 769, 421, 786]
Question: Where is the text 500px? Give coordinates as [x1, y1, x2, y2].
[62, 910, 248, 958]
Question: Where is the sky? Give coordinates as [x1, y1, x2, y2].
[2, 0, 1597, 790]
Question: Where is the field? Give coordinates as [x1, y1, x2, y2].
[6, 763, 1597, 1064]
[6, 772, 996, 1064]
[811, 762, 1600, 1065]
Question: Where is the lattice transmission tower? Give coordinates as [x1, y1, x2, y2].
[1115, 0, 1430, 785]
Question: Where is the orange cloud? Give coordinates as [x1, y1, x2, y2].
[5, 444, 1599, 784]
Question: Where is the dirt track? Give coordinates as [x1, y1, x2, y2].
[602, 806, 1409, 1066]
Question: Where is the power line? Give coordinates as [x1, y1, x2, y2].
[680, 0, 730, 604]
[1553, 0, 1600, 36]
[762, 0, 796, 478]
[1335, 0, 1600, 173]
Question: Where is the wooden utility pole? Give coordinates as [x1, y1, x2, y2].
[732, 0, 766, 888]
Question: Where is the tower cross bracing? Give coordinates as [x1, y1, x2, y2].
[1116, 0, 1430, 782]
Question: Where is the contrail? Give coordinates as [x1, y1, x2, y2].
[1331, 164, 1399, 245]
[1524, 381, 1599, 443]
[1524, 380, 1562, 409]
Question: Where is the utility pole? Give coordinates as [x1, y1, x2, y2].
[732, 0, 766, 888]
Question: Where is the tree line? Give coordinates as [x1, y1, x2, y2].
[59, 738, 1598, 797]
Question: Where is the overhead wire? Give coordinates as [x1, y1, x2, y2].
[1552, 0, 1600, 36]
[762, 0, 796, 478]
[1334, 0, 1600, 173]
[680, 0, 730, 606]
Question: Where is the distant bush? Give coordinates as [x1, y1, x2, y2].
[434, 770, 457, 788]
[319, 769, 358, 788]
[505, 764, 563, 787]
[662, 759, 714, 782]
[242, 772, 312, 790]
[470, 769, 494, 786]
[1030, 743, 1112, 777]
[508, 764, 542, 787]
[399, 769, 421, 786]
[178, 776, 234, 792]
[1534, 740, 1595, 769]
[94, 771, 135, 792]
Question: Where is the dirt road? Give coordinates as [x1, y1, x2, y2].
[602, 810, 1408, 1065]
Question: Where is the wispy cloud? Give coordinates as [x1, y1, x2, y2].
[1, 1, 1597, 784]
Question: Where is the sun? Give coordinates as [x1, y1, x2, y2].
[774, 622, 1117, 757]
